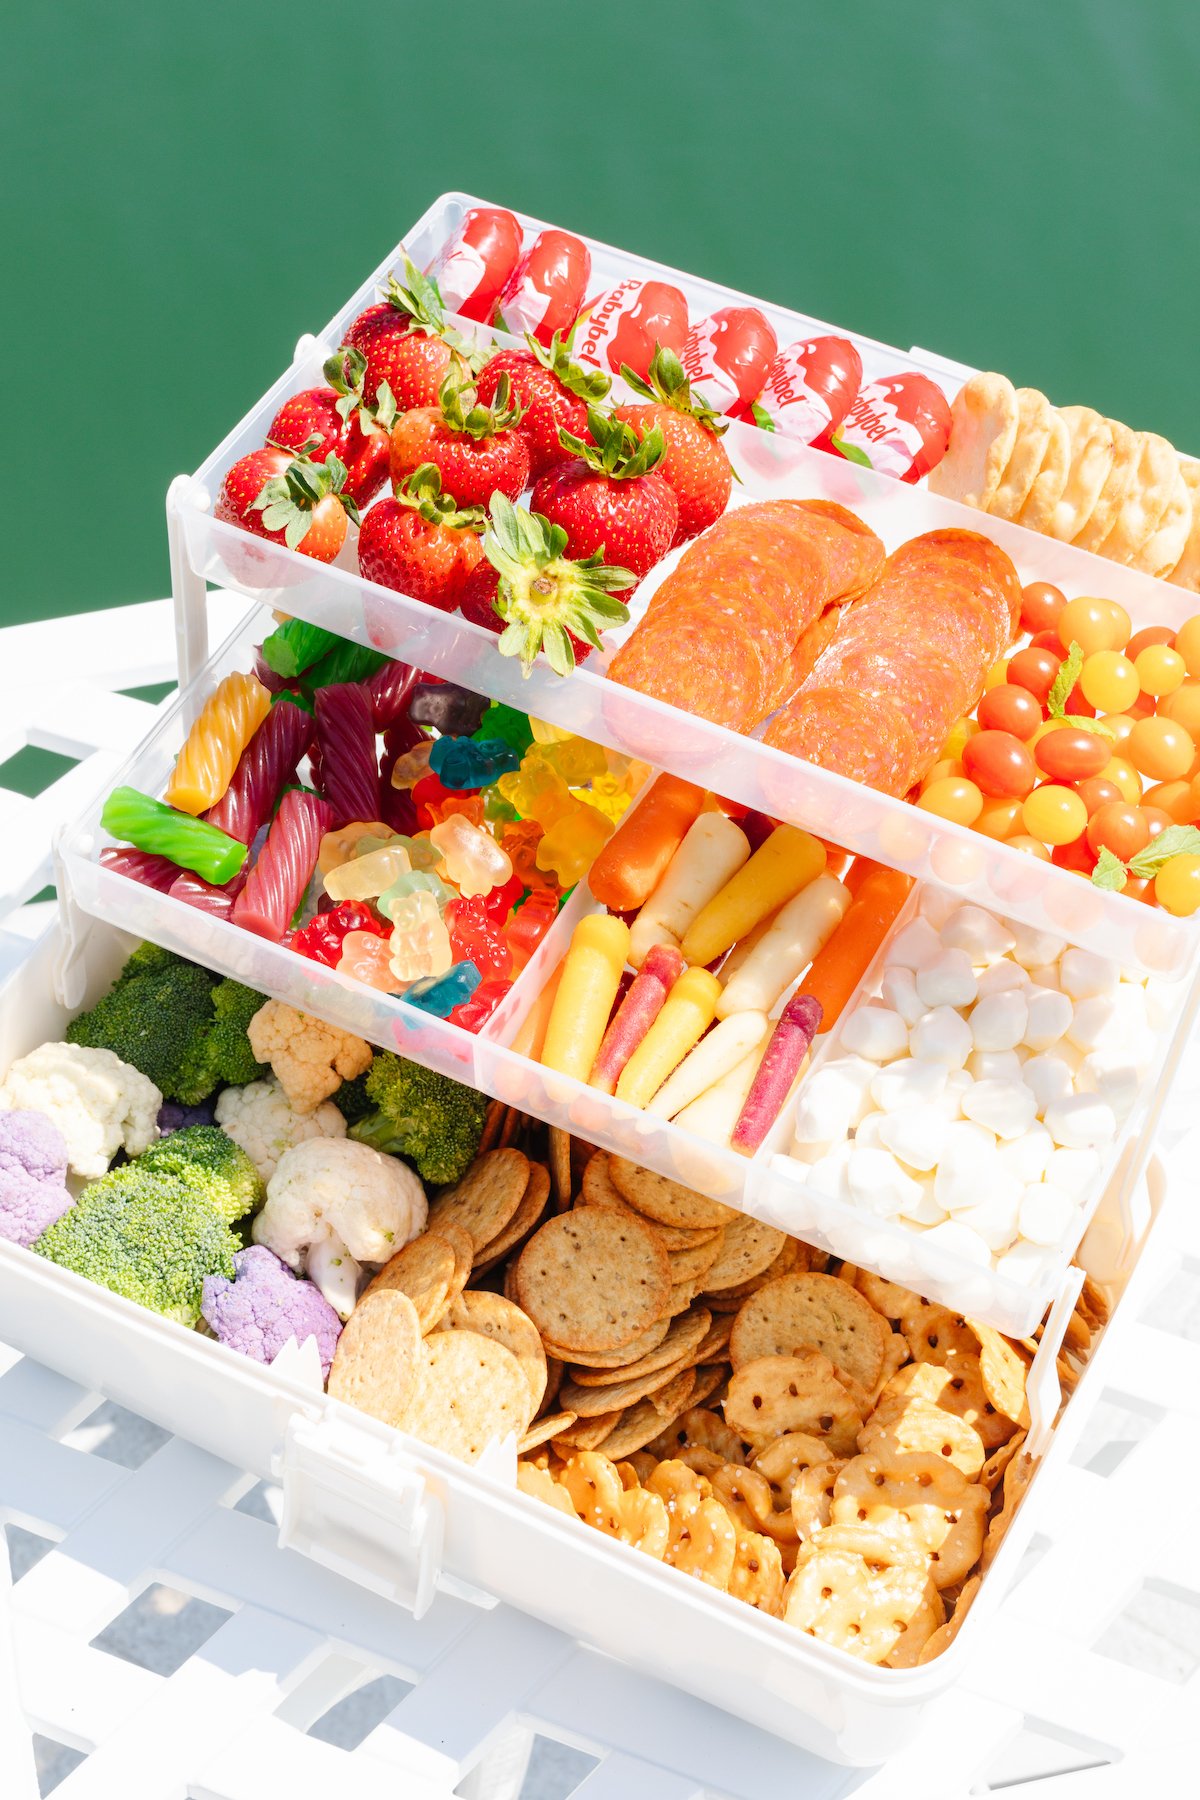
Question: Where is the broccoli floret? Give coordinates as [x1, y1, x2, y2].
[139, 1125, 264, 1222]
[330, 1070, 373, 1124]
[34, 1161, 240, 1325]
[349, 1053, 489, 1185]
[64, 948, 266, 1106]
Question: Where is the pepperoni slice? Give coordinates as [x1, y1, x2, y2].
[607, 610, 769, 730]
[855, 564, 997, 675]
[764, 688, 918, 796]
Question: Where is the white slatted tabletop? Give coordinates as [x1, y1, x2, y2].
[2, 601, 1198, 1797]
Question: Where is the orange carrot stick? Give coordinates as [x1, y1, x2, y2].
[802, 869, 912, 1030]
[587, 773, 706, 912]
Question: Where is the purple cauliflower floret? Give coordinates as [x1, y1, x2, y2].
[158, 1099, 217, 1134]
[201, 1244, 342, 1377]
[0, 1109, 74, 1247]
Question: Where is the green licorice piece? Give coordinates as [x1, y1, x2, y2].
[101, 787, 248, 884]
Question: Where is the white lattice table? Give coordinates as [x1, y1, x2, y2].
[2, 601, 1199, 1798]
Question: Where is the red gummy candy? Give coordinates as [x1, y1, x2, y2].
[412, 771, 475, 829]
[505, 888, 559, 963]
[480, 872, 523, 924]
[448, 975, 513, 1034]
[445, 895, 514, 982]
[293, 899, 385, 969]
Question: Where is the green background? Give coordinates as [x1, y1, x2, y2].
[5, 0, 1198, 629]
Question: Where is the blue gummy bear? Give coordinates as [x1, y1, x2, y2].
[403, 960, 483, 1018]
[429, 735, 521, 791]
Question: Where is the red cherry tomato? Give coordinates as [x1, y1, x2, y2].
[1029, 629, 1065, 652]
[962, 730, 1038, 799]
[682, 306, 778, 414]
[1033, 727, 1111, 782]
[1085, 802, 1151, 861]
[498, 229, 591, 345]
[424, 207, 523, 322]
[1020, 582, 1066, 636]
[977, 684, 1043, 741]
[1007, 645, 1063, 704]
[1126, 625, 1176, 660]
[1051, 833, 1098, 874]
[1141, 805, 1174, 842]
[1075, 776, 1123, 817]
[746, 335, 863, 442]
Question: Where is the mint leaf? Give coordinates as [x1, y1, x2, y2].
[1063, 713, 1115, 740]
[1091, 846, 1129, 890]
[831, 435, 873, 468]
[1047, 641, 1084, 718]
[1127, 824, 1200, 879]
[750, 402, 775, 432]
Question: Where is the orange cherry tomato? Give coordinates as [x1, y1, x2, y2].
[1020, 582, 1066, 636]
[1058, 596, 1131, 655]
[1126, 625, 1176, 660]
[1086, 802, 1151, 861]
[977, 684, 1043, 741]
[1075, 775, 1123, 818]
[1128, 715, 1195, 780]
[1101, 755, 1143, 804]
[1160, 681, 1200, 740]
[1141, 805, 1175, 843]
[974, 796, 1025, 840]
[1033, 727, 1110, 782]
[962, 730, 1038, 799]
[1143, 779, 1198, 824]
[1006, 834, 1052, 860]
[1029, 629, 1064, 652]
[1007, 645, 1063, 704]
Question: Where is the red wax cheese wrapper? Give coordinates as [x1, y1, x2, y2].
[681, 305, 778, 414]
[496, 229, 591, 346]
[575, 278, 690, 381]
[745, 336, 863, 444]
[425, 206, 523, 322]
[825, 370, 952, 483]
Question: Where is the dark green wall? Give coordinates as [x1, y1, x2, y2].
[5, 0, 1197, 625]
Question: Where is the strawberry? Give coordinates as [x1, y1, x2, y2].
[343, 256, 480, 409]
[529, 408, 677, 580]
[216, 445, 359, 562]
[357, 463, 485, 612]
[613, 345, 733, 544]
[268, 348, 396, 507]
[475, 328, 611, 478]
[389, 372, 530, 509]
[459, 495, 635, 674]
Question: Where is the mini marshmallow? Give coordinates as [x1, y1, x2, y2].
[995, 1239, 1055, 1284]
[967, 1048, 1024, 1083]
[1066, 995, 1117, 1053]
[792, 1055, 876, 1146]
[851, 1111, 888, 1150]
[1044, 1147, 1102, 1199]
[1023, 1051, 1075, 1111]
[1019, 1181, 1078, 1246]
[1044, 1093, 1118, 1150]
[915, 948, 978, 1010]
[1023, 986, 1073, 1052]
[940, 904, 1016, 965]
[1028, 964, 1061, 991]
[955, 1186, 1022, 1254]
[996, 1121, 1054, 1184]
[1009, 920, 1066, 969]
[790, 1138, 834, 1165]
[841, 1004, 910, 1064]
[870, 1057, 949, 1114]
[921, 1218, 992, 1267]
[974, 960, 1030, 999]
[881, 966, 927, 1027]
[805, 1143, 854, 1203]
[888, 916, 942, 972]
[1059, 948, 1120, 1001]
[1145, 978, 1178, 1031]
[877, 1104, 949, 1172]
[962, 1078, 1038, 1140]
[919, 889, 961, 929]
[971, 989, 1028, 1053]
[896, 1180, 949, 1226]
[1076, 1051, 1140, 1125]
[934, 1133, 1008, 1214]
[937, 1068, 975, 1120]
[846, 1146, 923, 1218]
[910, 1006, 973, 1068]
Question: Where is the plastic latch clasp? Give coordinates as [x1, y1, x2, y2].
[50, 829, 91, 1011]
[277, 1411, 444, 1616]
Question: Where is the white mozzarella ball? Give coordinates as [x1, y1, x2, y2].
[974, 960, 1030, 999]
[962, 1078, 1038, 1140]
[881, 966, 927, 1027]
[846, 1147, 923, 1218]
[910, 1006, 973, 1068]
[921, 1218, 993, 1267]
[1059, 948, 1120, 1000]
[1044, 1147, 1102, 1199]
[996, 1121, 1054, 1185]
[967, 1048, 1024, 1083]
[888, 917, 942, 972]
[1066, 995, 1117, 1053]
[1023, 1051, 1075, 1111]
[995, 1239, 1055, 1284]
[1019, 1181, 1078, 1246]
[915, 949, 978, 1010]
[955, 1186, 1022, 1254]
[870, 1057, 949, 1114]
[940, 904, 1016, 965]
[971, 990, 1028, 1052]
[1009, 920, 1067, 969]
[792, 1056, 877, 1147]
[1043, 1094, 1118, 1150]
[1023, 986, 1073, 1051]
[877, 1105, 949, 1172]
[841, 1004, 910, 1064]
[937, 1068, 975, 1120]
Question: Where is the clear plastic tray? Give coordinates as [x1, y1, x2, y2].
[58, 603, 1198, 1335]
[169, 192, 1200, 978]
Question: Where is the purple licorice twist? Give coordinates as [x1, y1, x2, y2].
[232, 789, 335, 941]
[168, 868, 246, 919]
[99, 847, 182, 892]
[365, 658, 420, 730]
[731, 992, 824, 1155]
[315, 683, 381, 825]
[204, 700, 313, 844]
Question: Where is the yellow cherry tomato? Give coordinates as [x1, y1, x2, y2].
[1100, 755, 1143, 804]
[919, 757, 964, 792]
[1127, 715, 1195, 781]
[1142, 780, 1197, 824]
[1154, 853, 1200, 916]
[1030, 716, 1071, 746]
[1174, 616, 1200, 678]
[1099, 712, 1137, 747]
[1058, 597, 1131, 656]
[1006, 834, 1052, 860]
[1134, 644, 1186, 698]
[1080, 651, 1139, 712]
[1022, 784, 1088, 845]
[1160, 680, 1200, 739]
[940, 717, 980, 761]
[917, 777, 984, 826]
[974, 796, 1025, 840]
[984, 659, 1009, 691]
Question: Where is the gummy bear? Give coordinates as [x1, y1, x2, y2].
[446, 895, 514, 982]
[409, 681, 490, 737]
[317, 821, 394, 878]
[387, 889, 453, 982]
[500, 818, 554, 890]
[504, 888, 559, 964]
[404, 960, 483, 1019]
[484, 788, 520, 827]
[379, 869, 454, 920]
[497, 755, 575, 827]
[448, 975, 512, 1033]
[388, 741, 434, 790]
[294, 899, 384, 969]
[387, 831, 441, 874]
[430, 816, 514, 899]
[528, 717, 574, 745]
[474, 702, 534, 758]
[413, 771, 476, 829]
[425, 789, 486, 829]
[429, 735, 521, 791]
[578, 773, 633, 823]
[324, 842, 412, 903]
[537, 736, 608, 784]
[479, 872, 523, 924]
[337, 929, 405, 993]
[535, 804, 614, 887]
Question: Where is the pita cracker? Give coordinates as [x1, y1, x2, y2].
[927, 372, 1019, 511]
[988, 388, 1054, 521]
[1014, 406, 1070, 533]
[1134, 464, 1191, 576]
[1074, 419, 1141, 552]
[1168, 457, 1200, 591]
[1096, 432, 1179, 565]
[1048, 406, 1114, 542]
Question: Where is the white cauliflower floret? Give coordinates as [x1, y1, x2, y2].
[247, 1000, 372, 1115]
[215, 1075, 345, 1182]
[252, 1137, 427, 1317]
[0, 1043, 161, 1179]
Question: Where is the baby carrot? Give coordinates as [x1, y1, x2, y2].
[587, 773, 707, 912]
[541, 915, 630, 1081]
[801, 870, 912, 1030]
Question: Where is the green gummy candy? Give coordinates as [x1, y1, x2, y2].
[101, 787, 247, 885]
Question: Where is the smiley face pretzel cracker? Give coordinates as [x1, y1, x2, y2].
[648, 1459, 738, 1590]
[515, 1208, 672, 1353]
[730, 1273, 888, 1393]
[558, 1452, 670, 1557]
[917, 1573, 981, 1664]
[980, 1448, 1037, 1573]
[790, 1459, 845, 1542]
[725, 1351, 864, 1456]
[784, 1525, 944, 1666]
[858, 1398, 987, 1480]
[968, 1322, 1032, 1429]
[878, 1352, 1015, 1453]
[831, 1451, 989, 1590]
[899, 1300, 978, 1366]
[648, 1406, 747, 1466]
